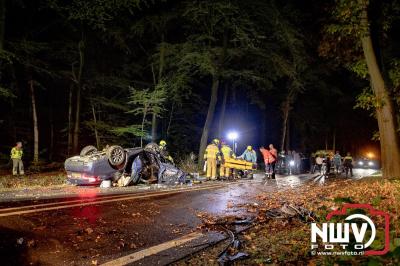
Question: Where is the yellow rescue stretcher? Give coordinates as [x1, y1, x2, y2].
[223, 158, 257, 171]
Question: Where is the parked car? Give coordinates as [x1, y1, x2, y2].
[65, 143, 187, 186]
[354, 157, 379, 169]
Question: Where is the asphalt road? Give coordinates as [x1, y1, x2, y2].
[0, 170, 373, 266]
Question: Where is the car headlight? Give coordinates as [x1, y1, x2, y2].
[358, 161, 364, 166]
[368, 161, 374, 166]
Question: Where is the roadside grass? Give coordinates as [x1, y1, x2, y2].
[179, 178, 400, 265]
[0, 172, 67, 190]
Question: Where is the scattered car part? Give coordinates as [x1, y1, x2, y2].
[100, 180, 112, 188]
[80, 145, 98, 156]
[265, 204, 315, 222]
[217, 225, 249, 265]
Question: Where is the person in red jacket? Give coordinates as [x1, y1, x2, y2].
[260, 144, 278, 179]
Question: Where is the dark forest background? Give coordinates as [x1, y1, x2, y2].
[1, 0, 399, 165]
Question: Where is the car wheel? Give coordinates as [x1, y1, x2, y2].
[80, 145, 98, 156]
[107, 145, 126, 166]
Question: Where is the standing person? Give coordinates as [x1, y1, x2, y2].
[315, 155, 323, 174]
[238, 146, 257, 163]
[293, 150, 301, 174]
[332, 151, 342, 174]
[269, 144, 278, 178]
[343, 152, 354, 177]
[204, 139, 221, 180]
[325, 153, 332, 174]
[260, 144, 278, 179]
[220, 141, 235, 179]
[310, 153, 316, 173]
[11, 142, 24, 176]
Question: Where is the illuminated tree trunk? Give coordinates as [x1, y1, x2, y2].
[67, 84, 73, 156]
[91, 100, 100, 149]
[198, 76, 219, 168]
[151, 34, 166, 142]
[29, 80, 39, 163]
[280, 93, 294, 151]
[72, 39, 85, 154]
[361, 7, 400, 178]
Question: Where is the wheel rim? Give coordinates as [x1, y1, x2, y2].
[111, 149, 124, 164]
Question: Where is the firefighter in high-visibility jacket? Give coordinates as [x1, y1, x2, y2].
[159, 140, 174, 163]
[10, 142, 24, 176]
[204, 139, 221, 180]
[220, 141, 235, 179]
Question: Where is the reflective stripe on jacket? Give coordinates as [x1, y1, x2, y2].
[260, 148, 276, 164]
[343, 156, 353, 165]
[221, 145, 234, 159]
[11, 147, 23, 159]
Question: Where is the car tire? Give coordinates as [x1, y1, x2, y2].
[130, 156, 143, 185]
[80, 145, 98, 156]
[107, 145, 126, 166]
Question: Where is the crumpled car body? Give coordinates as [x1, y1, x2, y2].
[65, 144, 186, 186]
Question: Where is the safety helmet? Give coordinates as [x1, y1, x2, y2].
[159, 140, 167, 147]
[247, 146, 252, 150]
[212, 139, 220, 145]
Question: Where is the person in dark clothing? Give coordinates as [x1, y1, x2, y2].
[343, 152, 354, 177]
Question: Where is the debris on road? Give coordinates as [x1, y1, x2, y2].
[264, 204, 315, 222]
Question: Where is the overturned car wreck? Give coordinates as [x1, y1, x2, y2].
[64, 143, 187, 186]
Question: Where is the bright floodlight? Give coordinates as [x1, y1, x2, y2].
[289, 160, 295, 166]
[227, 131, 238, 141]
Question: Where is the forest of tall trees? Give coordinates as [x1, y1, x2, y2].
[0, 0, 399, 177]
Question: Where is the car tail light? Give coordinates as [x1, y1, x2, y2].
[82, 174, 99, 182]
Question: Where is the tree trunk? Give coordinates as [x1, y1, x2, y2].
[0, 0, 5, 51]
[141, 105, 148, 148]
[361, 7, 400, 178]
[49, 100, 54, 161]
[72, 82, 81, 154]
[166, 102, 174, 137]
[67, 84, 73, 156]
[285, 117, 291, 151]
[29, 80, 39, 163]
[198, 76, 219, 168]
[218, 83, 228, 138]
[151, 34, 166, 142]
[151, 113, 157, 142]
[91, 100, 100, 149]
[280, 99, 290, 151]
[72, 39, 85, 154]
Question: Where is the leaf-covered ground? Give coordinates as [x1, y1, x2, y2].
[0, 171, 67, 190]
[177, 177, 400, 265]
